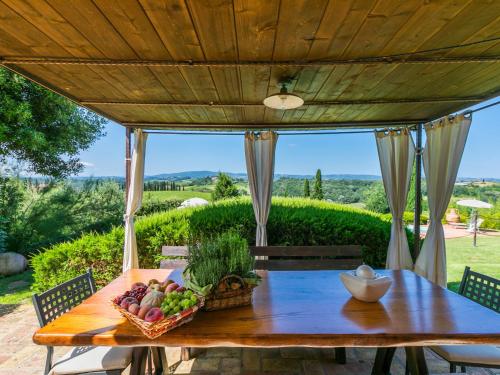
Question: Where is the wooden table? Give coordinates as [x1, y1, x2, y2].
[33, 269, 500, 375]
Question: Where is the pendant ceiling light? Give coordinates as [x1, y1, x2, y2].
[263, 80, 304, 110]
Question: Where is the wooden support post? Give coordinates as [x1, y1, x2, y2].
[414, 124, 423, 259]
[125, 127, 132, 203]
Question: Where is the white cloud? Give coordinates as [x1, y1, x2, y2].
[81, 161, 95, 168]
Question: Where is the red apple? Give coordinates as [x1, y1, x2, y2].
[144, 307, 164, 323]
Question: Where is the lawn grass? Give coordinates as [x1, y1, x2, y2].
[143, 190, 212, 202]
[0, 270, 34, 305]
[446, 234, 500, 291]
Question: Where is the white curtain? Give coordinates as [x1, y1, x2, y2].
[415, 114, 472, 286]
[375, 129, 415, 270]
[244, 131, 278, 247]
[123, 129, 148, 272]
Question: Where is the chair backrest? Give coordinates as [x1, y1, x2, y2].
[458, 266, 499, 313]
[160, 245, 188, 269]
[250, 245, 363, 271]
[32, 269, 97, 327]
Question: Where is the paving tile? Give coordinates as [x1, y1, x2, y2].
[190, 357, 221, 372]
[262, 358, 301, 373]
[206, 347, 241, 358]
[174, 359, 196, 374]
[301, 359, 325, 375]
[259, 348, 281, 359]
[280, 348, 322, 360]
[220, 357, 241, 374]
[242, 348, 261, 371]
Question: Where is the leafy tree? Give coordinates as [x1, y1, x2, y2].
[312, 169, 324, 200]
[0, 68, 105, 178]
[212, 172, 240, 201]
[365, 183, 390, 214]
[304, 179, 310, 197]
[0, 175, 124, 256]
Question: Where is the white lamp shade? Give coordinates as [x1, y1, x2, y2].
[263, 93, 304, 110]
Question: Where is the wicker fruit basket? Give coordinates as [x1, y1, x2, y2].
[204, 275, 256, 311]
[111, 296, 204, 339]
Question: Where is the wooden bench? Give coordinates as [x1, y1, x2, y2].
[160, 246, 188, 269]
[250, 245, 363, 271]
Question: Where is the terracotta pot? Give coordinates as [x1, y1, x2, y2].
[446, 208, 460, 224]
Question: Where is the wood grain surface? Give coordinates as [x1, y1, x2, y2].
[33, 269, 500, 348]
[1, 1, 499, 128]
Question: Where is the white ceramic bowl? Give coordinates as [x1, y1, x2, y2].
[340, 270, 392, 303]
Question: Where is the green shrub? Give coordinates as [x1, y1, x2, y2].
[381, 211, 429, 225]
[32, 197, 406, 292]
[136, 199, 182, 216]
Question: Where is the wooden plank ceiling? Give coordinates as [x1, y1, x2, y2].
[1, 0, 499, 130]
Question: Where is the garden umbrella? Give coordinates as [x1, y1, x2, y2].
[456, 199, 493, 246]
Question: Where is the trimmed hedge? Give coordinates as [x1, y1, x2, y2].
[32, 197, 411, 292]
[381, 211, 429, 225]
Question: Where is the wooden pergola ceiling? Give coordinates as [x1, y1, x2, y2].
[1, 0, 500, 130]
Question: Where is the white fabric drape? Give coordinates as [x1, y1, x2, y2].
[244, 131, 278, 247]
[375, 129, 415, 270]
[123, 129, 148, 272]
[415, 114, 472, 286]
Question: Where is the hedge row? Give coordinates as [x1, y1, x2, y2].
[32, 197, 411, 292]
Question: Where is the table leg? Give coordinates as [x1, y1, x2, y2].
[151, 347, 168, 375]
[405, 347, 428, 375]
[371, 347, 396, 375]
[130, 347, 148, 375]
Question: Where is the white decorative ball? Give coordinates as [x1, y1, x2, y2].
[355, 264, 376, 279]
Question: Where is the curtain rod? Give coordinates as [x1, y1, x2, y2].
[463, 99, 500, 115]
[141, 100, 498, 136]
[143, 129, 386, 136]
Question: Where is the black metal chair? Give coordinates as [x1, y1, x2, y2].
[32, 269, 133, 375]
[409, 267, 499, 374]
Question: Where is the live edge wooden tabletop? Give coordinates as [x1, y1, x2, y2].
[33, 269, 500, 348]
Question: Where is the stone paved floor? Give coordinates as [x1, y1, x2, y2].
[1, 303, 498, 375]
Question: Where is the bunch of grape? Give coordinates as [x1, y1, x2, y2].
[160, 290, 198, 317]
[128, 286, 147, 303]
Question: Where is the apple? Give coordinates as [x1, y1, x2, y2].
[145, 307, 164, 322]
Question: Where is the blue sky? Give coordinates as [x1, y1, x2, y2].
[78, 98, 500, 178]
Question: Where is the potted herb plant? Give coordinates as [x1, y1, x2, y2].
[182, 231, 260, 311]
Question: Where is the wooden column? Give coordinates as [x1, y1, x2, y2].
[125, 127, 132, 203]
[414, 124, 423, 258]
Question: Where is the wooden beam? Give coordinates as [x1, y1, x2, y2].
[81, 96, 485, 107]
[1, 63, 124, 126]
[122, 120, 425, 130]
[2, 56, 499, 67]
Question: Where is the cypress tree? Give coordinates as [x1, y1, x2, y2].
[304, 179, 310, 197]
[312, 169, 324, 200]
